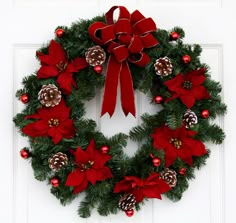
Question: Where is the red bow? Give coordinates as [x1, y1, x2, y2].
[89, 6, 158, 117]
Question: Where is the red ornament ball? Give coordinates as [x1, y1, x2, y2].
[94, 65, 103, 74]
[154, 95, 163, 104]
[50, 178, 59, 187]
[179, 168, 186, 175]
[170, 31, 180, 41]
[201, 109, 209, 118]
[55, 28, 65, 38]
[152, 157, 161, 167]
[20, 94, 29, 104]
[182, 55, 191, 64]
[125, 209, 134, 217]
[20, 148, 30, 159]
[101, 145, 109, 154]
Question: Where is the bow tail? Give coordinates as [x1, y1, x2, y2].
[101, 56, 121, 117]
[120, 61, 136, 117]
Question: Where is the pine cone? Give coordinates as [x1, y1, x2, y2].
[160, 168, 177, 187]
[48, 152, 68, 171]
[154, 56, 173, 77]
[38, 84, 61, 107]
[183, 109, 198, 128]
[118, 193, 136, 211]
[85, 45, 106, 66]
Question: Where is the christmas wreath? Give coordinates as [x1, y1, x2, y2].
[14, 6, 226, 218]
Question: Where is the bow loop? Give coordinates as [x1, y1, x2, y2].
[132, 18, 157, 35]
[140, 33, 159, 48]
[128, 35, 143, 54]
[89, 22, 115, 45]
[115, 19, 131, 34]
[129, 52, 150, 67]
[112, 45, 129, 62]
[105, 6, 131, 24]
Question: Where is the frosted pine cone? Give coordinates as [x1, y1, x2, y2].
[48, 152, 68, 171]
[160, 168, 177, 187]
[118, 193, 136, 211]
[85, 45, 106, 66]
[183, 109, 198, 128]
[154, 56, 173, 77]
[38, 84, 61, 107]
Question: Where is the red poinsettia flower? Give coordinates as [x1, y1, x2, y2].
[37, 40, 88, 94]
[164, 68, 210, 108]
[66, 139, 113, 194]
[22, 100, 75, 144]
[151, 125, 207, 167]
[113, 173, 170, 203]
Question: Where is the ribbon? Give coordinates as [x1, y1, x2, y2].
[89, 6, 158, 117]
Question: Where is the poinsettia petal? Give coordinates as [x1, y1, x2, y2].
[47, 100, 70, 121]
[57, 72, 76, 95]
[86, 139, 96, 159]
[165, 93, 179, 103]
[164, 74, 184, 92]
[86, 167, 112, 185]
[184, 138, 207, 157]
[94, 153, 112, 169]
[145, 173, 159, 182]
[113, 179, 133, 193]
[24, 113, 41, 120]
[37, 66, 59, 79]
[71, 57, 89, 71]
[142, 186, 162, 199]
[49, 40, 67, 62]
[172, 127, 182, 139]
[74, 147, 90, 165]
[66, 64, 78, 73]
[36, 52, 58, 66]
[124, 176, 144, 187]
[180, 94, 196, 108]
[22, 120, 48, 137]
[151, 127, 170, 149]
[189, 69, 206, 85]
[157, 179, 171, 194]
[58, 120, 75, 139]
[132, 188, 145, 203]
[164, 145, 178, 167]
[85, 139, 112, 168]
[48, 127, 63, 144]
[95, 166, 113, 181]
[73, 180, 88, 194]
[186, 129, 198, 137]
[191, 86, 210, 100]
[86, 169, 98, 185]
[65, 168, 85, 186]
[177, 146, 193, 166]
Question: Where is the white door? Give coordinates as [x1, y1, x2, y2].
[1, 0, 235, 223]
